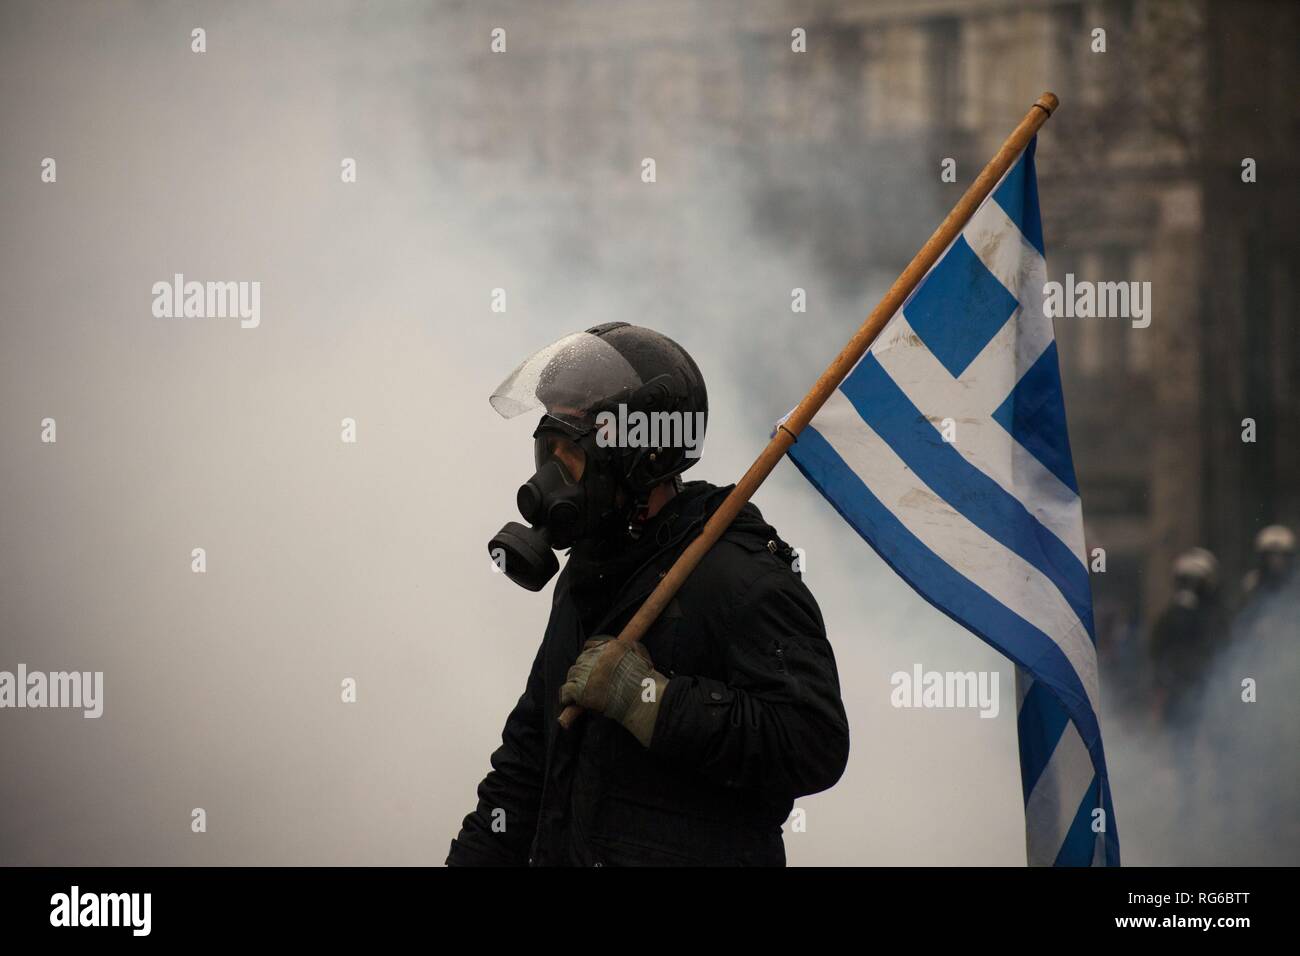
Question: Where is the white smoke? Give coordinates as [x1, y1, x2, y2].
[1103, 575, 1300, 865]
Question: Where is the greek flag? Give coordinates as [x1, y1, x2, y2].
[786, 138, 1119, 866]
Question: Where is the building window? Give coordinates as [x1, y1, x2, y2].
[925, 16, 962, 130]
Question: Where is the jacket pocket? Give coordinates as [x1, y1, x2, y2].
[772, 637, 788, 674]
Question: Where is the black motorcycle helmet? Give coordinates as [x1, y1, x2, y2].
[572, 321, 708, 490]
[487, 323, 709, 590]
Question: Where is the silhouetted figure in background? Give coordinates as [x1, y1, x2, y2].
[1238, 525, 1296, 619]
[1148, 548, 1230, 829]
[1149, 548, 1226, 729]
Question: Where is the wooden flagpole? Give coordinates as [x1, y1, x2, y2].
[559, 92, 1060, 730]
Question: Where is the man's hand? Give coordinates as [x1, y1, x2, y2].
[559, 637, 668, 747]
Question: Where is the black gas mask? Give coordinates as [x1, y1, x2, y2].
[487, 418, 626, 591]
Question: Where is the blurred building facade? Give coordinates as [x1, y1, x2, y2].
[432, 0, 1299, 643]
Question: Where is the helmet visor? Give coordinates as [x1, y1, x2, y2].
[489, 331, 643, 431]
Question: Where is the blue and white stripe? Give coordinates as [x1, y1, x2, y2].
[786, 137, 1119, 866]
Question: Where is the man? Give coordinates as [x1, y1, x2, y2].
[1238, 524, 1296, 611]
[1148, 547, 1225, 728]
[448, 322, 850, 866]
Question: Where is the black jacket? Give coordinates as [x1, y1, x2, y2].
[447, 482, 850, 866]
